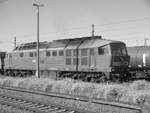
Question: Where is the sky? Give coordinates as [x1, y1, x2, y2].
[0, 0, 150, 51]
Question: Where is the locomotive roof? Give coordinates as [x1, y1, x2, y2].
[65, 36, 122, 49]
[48, 39, 70, 48]
[14, 36, 102, 50]
[79, 38, 113, 48]
[14, 41, 51, 51]
[14, 36, 123, 51]
[49, 36, 102, 49]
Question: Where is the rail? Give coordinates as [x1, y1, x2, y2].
[0, 95, 80, 113]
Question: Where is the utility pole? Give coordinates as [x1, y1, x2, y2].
[33, 3, 44, 78]
[144, 38, 149, 46]
[92, 24, 95, 37]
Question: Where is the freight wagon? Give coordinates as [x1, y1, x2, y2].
[127, 46, 150, 80]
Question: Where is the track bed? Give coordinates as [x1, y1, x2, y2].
[0, 86, 148, 113]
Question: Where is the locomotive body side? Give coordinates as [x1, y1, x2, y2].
[4, 36, 130, 82]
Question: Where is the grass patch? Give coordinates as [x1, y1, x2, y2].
[0, 76, 150, 105]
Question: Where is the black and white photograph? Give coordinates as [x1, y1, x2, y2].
[0, 0, 150, 113]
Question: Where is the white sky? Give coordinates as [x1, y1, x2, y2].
[0, 0, 150, 51]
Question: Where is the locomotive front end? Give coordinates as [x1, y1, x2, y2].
[110, 42, 130, 80]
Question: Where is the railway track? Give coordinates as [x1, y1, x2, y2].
[0, 86, 149, 113]
[0, 95, 77, 113]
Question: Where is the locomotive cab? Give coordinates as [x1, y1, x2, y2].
[110, 42, 130, 73]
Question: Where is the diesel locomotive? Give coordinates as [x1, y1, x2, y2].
[0, 36, 130, 82]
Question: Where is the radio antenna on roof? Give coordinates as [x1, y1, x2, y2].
[14, 36, 16, 49]
[92, 24, 94, 37]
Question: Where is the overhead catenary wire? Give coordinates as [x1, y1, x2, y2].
[95, 16, 150, 28]
[13, 16, 150, 38]
[1, 17, 150, 45]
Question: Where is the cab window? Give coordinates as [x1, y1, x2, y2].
[98, 46, 109, 55]
[111, 43, 127, 56]
[98, 47, 104, 55]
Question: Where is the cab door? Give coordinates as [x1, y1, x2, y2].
[96, 45, 111, 71]
[6, 53, 12, 68]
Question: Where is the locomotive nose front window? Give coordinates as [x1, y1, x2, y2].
[111, 44, 127, 56]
